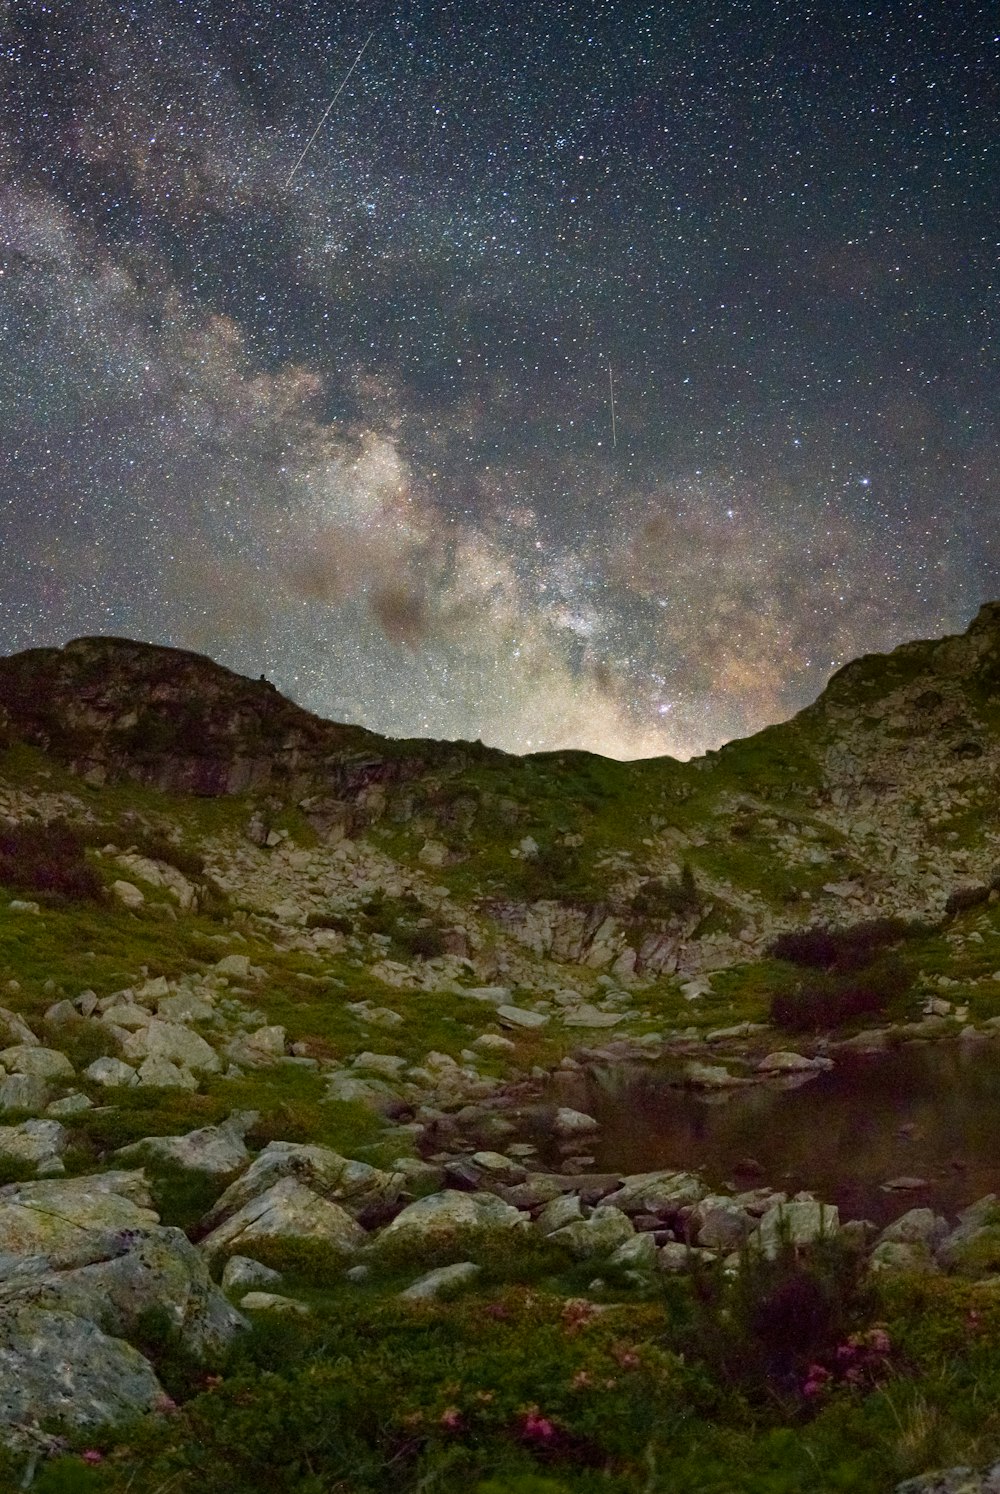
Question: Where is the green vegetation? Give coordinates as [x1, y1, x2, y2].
[12, 1243, 1000, 1493]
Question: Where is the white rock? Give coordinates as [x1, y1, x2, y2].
[200, 1177, 368, 1261]
[84, 1057, 139, 1087]
[497, 1005, 549, 1030]
[240, 1291, 310, 1315]
[377, 1190, 529, 1244]
[553, 1107, 600, 1136]
[124, 1019, 221, 1074]
[221, 1256, 283, 1292]
[135, 1057, 199, 1090]
[112, 880, 145, 909]
[0, 1046, 74, 1080]
[216, 954, 251, 979]
[400, 1261, 481, 1301]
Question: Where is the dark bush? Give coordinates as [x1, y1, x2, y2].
[631, 864, 700, 920]
[394, 924, 447, 960]
[770, 953, 911, 1032]
[769, 917, 918, 973]
[0, 818, 105, 903]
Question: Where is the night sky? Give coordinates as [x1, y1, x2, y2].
[1, 1, 996, 758]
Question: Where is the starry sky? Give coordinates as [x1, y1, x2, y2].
[0, 0, 996, 759]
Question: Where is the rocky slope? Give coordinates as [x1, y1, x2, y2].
[1, 610, 1000, 1471]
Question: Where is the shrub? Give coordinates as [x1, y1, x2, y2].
[769, 953, 911, 1032]
[0, 818, 105, 903]
[682, 1235, 879, 1405]
[769, 918, 918, 973]
[630, 863, 700, 920]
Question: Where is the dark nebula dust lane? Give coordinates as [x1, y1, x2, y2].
[0, 0, 996, 757]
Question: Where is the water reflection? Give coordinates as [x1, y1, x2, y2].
[542, 1040, 1000, 1225]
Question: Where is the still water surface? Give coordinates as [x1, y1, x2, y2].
[542, 1039, 1000, 1226]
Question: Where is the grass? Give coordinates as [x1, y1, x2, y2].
[15, 1249, 1000, 1493]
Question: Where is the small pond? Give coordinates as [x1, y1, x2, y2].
[538, 1038, 1000, 1227]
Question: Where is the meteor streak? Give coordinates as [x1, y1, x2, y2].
[285, 33, 374, 188]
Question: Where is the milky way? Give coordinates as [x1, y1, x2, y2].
[0, 1, 996, 758]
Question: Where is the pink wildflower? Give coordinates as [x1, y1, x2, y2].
[81, 1450, 104, 1464]
[439, 1406, 462, 1430]
[522, 1408, 556, 1441]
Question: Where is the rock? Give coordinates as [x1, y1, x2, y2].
[757, 1051, 828, 1073]
[752, 1200, 840, 1258]
[869, 1240, 939, 1274]
[610, 1231, 658, 1268]
[0, 1045, 74, 1080]
[377, 1190, 529, 1246]
[99, 1003, 152, 1030]
[0, 1308, 163, 1444]
[216, 954, 252, 979]
[137, 976, 171, 1003]
[201, 1141, 402, 1230]
[0, 1009, 39, 1047]
[135, 1056, 199, 1089]
[658, 1241, 701, 1272]
[353, 1051, 408, 1078]
[692, 1197, 754, 1251]
[0, 1119, 67, 1169]
[117, 1114, 254, 1175]
[0, 1225, 247, 1358]
[0, 1172, 159, 1257]
[553, 1107, 600, 1136]
[200, 1177, 368, 1262]
[535, 1193, 584, 1234]
[221, 1256, 283, 1293]
[400, 1261, 481, 1301]
[112, 879, 145, 909]
[472, 1033, 516, 1053]
[0, 1073, 51, 1112]
[43, 999, 78, 1026]
[45, 1091, 93, 1117]
[877, 1208, 949, 1249]
[461, 987, 512, 1006]
[880, 1176, 930, 1192]
[562, 1006, 625, 1028]
[117, 855, 196, 911]
[240, 1291, 310, 1315]
[551, 1205, 636, 1258]
[417, 840, 449, 867]
[6, 900, 40, 914]
[84, 1056, 139, 1087]
[157, 992, 215, 1024]
[684, 1061, 740, 1088]
[604, 1170, 704, 1216]
[124, 1019, 221, 1074]
[894, 1463, 1000, 1493]
[497, 1005, 550, 1030]
[243, 1025, 287, 1058]
[470, 1151, 525, 1183]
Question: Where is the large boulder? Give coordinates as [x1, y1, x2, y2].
[550, 1205, 636, 1258]
[0, 1046, 74, 1081]
[0, 1226, 246, 1358]
[603, 1171, 705, 1217]
[123, 1019, 221, 1074]
[0, 1172, 158, 1258]
[752, 1200, 840, 1259]
[199, 1177, 368, 1262]
[200, 1141, 403, 1229]
[376, 1190, 529, 1246]
[116, 1113, 255, 1176]
[0, 1119, 67, 1170]
[0, 1307, 163, 1447]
